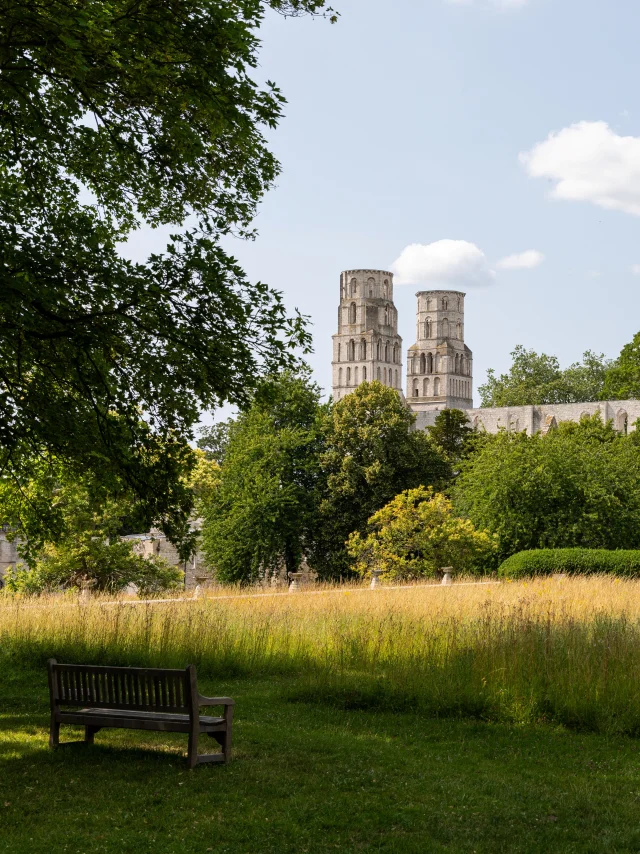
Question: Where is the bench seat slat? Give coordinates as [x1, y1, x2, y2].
[55, 708, 225, 734]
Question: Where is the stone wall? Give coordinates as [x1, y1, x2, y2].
[0, 531, 21, 586]
[413, 399, 640, 434]
[126, 525, 210, 590]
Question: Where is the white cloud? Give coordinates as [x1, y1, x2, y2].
[496, 250, 545, 270]
[631, 264, 640, 275]
[520, 121, 640, 216]
[391, 240, 495, 288]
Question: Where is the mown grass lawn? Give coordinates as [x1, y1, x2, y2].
[2, 666, 640, 854]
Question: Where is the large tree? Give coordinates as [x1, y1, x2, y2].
[199, 371, 325, 584]
[0, 0, 334, 550]
[478, 346, 612, 407]
[312, 382, 450, 579]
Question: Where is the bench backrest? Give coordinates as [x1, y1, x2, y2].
[48, 660, 195, 715]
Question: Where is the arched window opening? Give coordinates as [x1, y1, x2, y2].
[442, 318, 449, 338]
[347, 340, 354, 360]
[337, 343, 341, 362]
[377, 366, 381, 381]
[354, 367, 359, 385]
[360, 339, 367, 360]
[420, 353, 426, 374]
[346, 367, 351, 385]
[376, 340, 380, 360]
[349, 302, 357, 324]
[363, 367, 367, 381]
[395, 370, 398, 387]
[455, 353, 459, 374]
[383, 279, 389, 299]
[427, 352, 433, 373]
[409, 357, 415, 374]
[384, 306, 389, 325]
[441, 298, 448, 310]
[338, 367, 342, 386]
[435, 355, 441, 372]
[434, 377, 440, 396]
[368, 277, 375, 297]
[617, 410, 629, 434]
[383, 367, 387, 385]
[393, 345, 398, 363]
[385, 343, 389, 362]
[423, 378, 429, 396]
[426, 298, 432, 310]
[350, 278, 357, 296]
[424, 318, 432, 338]
[456, 321, 462, 340]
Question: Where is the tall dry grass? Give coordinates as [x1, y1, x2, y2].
[2, 577, 640, 734]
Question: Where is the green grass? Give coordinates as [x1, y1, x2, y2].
[3, 665, 640, 854]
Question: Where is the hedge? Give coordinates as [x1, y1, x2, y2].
[498, 549, 640, 579]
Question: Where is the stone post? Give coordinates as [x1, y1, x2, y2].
[370, 569, 383, 589]
[441, 567, 454, 586]
[288, 572, 303, 592]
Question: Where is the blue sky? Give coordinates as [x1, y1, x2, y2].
[129, 0, 640, 413]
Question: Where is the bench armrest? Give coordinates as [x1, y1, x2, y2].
[198, 695, 235, 707]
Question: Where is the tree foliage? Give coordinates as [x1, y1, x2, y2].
[5, 540, 182, 596]
[0, 0, 337, 550]
[199, 371, 325, 584]
[311, 382, 450, 579]
[1, 460, 183, 594]
[426, 408, 476, 466]
[478, 346, 612, 407]
[453, 415, 640, 563]
[603, 331, 640, 400]
[348, 487, 495, 582]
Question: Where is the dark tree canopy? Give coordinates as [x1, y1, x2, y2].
[0, 0, 333, 548]
[199, 371, 325, 584]
[426, 408, 475, 465]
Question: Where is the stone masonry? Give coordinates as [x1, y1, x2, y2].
[331, 270, 403, 401]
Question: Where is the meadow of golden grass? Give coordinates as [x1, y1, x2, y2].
[2, 576, 640, 733]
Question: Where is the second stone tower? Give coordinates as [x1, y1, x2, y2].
[405, 289, 473, 412]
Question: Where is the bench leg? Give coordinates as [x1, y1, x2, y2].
[187, 731, 199, 769]
[49, 716, 60, 749]
[85, 726, 101, 744]
[208, 726, 232, 762]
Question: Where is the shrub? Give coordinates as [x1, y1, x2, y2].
[4, 539, 183, 595]
[498, 548, 640, 579]
[348, 486, 496, 582]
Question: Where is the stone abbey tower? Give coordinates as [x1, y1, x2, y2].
[331, 266, 640, 436]
[331, 270, 403, 401]
[406, 289, 473, 412]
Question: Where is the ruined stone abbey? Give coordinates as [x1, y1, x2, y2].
[332, 268, 640, 434]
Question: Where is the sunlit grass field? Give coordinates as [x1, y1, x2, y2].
[3, 576, 640, 734]
[3, 577, 640, 852]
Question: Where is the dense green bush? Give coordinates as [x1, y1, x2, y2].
[453, 416, 640, 563]
[499, 549, 640, 579]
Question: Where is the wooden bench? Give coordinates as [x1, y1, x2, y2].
[47, 659, 233, 768]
